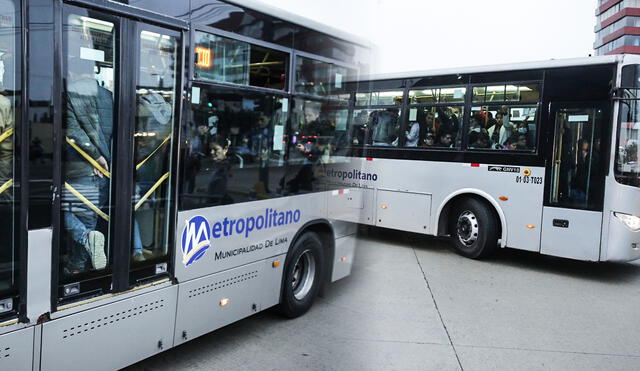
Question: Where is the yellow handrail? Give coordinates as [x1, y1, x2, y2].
[66, 137, 111, 178]
[64, 182, 109, 221]
[0, 178, 13, 195]
[134, 172, 169, 211]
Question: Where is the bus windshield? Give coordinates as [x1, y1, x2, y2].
[616, 89, 640, 187]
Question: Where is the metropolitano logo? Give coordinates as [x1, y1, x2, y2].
[181, 215, 211, 267]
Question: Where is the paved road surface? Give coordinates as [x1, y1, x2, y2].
[126, 228, 640, 371]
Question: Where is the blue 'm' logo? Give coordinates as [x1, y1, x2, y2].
[181, 216, 211, 267]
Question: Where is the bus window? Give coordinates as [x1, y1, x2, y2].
[467, 105, 538, 151]
[551, 107, 605, 209]
[290, 98, 349, 163]
[616, 93, 640, 187]
[61, 13, 117, 277]
[473, 83, 540, 103]
[347, 108, 401, 147]
[410, 87, 465, 104]
[180, 86, 288, 210]
[295, 57, 331, 96]
[371, 90, 403, 106]
[412, 106, 463, 149]
[131, 28, 178, 265]
[0, 0, 19, 303]
[194, 31, 289, 91]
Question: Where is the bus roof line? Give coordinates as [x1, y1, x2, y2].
[224, 0, 371, 48]
[361, 55, 632, 82]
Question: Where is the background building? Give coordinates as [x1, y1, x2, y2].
[595, 0, 640, 55]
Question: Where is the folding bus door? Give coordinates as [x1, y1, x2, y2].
[41, 4, 183, 370]
[541, 103, 608, 260]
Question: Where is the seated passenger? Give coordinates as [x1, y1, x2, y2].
[515, 133, 529, 150]
[437, 132, 453, 148]
[469, 131, 491, 149]
[422, 131, 436, 147]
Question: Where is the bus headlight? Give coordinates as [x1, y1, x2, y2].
[614, 212, 640, 231]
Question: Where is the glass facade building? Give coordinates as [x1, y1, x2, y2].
[595, 0, 640, 55]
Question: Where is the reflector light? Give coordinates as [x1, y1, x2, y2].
[219, 298, 230, 307]
[499, 196, 508, 201]
[526, 225, 535, 229]
[471, 163, 480, 167]
[340, 257, 348, 262]
[381, 205, 388, 209]
[272, 260, 280, 268]
[614, 212, 640, 231]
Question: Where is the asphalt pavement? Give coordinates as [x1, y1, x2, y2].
[125, 227, 640, 371]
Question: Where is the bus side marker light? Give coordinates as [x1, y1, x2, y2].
[381, 205, 388, 209]
[219, 298, 230, 307]
[272, 260, 280, 268]
[498, 196, 508, 201]
[526, 225, 536, 229]
[340, 256, 348, 262]
[523, 168, 531, 176]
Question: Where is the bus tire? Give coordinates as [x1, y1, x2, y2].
[279, 231, 324, 318]
[449, 198, 499, 259]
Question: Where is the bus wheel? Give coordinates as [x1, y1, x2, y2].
[279, 231, 324, 318]
[449, 198, 499, 259]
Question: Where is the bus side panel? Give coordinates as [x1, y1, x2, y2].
[174, 258, 280, 346]
[0, 326, 34, 371]
[345, 158, 545, 252]
[40, 286, 178, 371]
[174, 193, 327, 283]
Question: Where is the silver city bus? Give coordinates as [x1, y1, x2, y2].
[328, 55, 640, 262]
[0, 0, 368, 370]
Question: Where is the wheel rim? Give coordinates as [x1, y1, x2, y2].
[291, 250, 316, 300]
[456, 210, 479, 247]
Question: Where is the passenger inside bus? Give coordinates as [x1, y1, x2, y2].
[422, 131, 436, 147]
[63, 56, 112, 274]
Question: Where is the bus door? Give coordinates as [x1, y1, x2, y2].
[541, 103, 608, 260]
[54, 4, 182, 306]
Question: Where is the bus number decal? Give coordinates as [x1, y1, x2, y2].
[515, 175, 543, 184]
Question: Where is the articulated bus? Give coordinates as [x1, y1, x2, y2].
[328, 55, 640, 262]
[0, 0, 369, 370]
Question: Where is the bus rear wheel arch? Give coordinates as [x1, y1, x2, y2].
[445, 196, 500, 259]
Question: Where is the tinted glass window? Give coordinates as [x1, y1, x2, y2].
[181, 86, 288, 211]
[409, 87, 465, 104]
[116, 0, 189, 19]
[467, 105, 538, 151]
[616, 90, 640, 187]
[406, 106, 463, 149]
[190, 0, 295, 48]
[132, 29, 179, 266]
[295, 26, 361, 63]
[346, 108, 401, 147]
[295, 56, 356, 97]
[0, 0, 20, 300]
[194, 31, 289, 90]
[473, 83, 540, 103]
